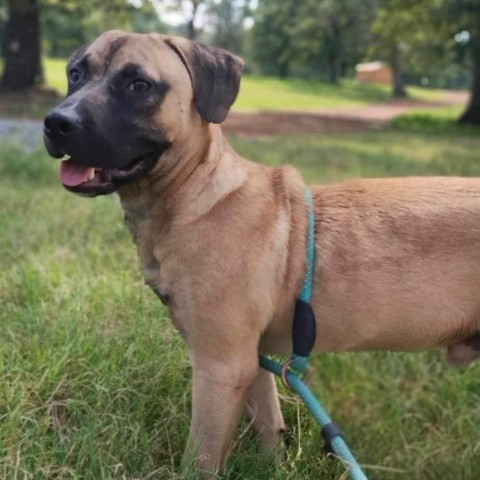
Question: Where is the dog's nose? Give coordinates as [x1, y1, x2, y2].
[44, 109, 81, 136]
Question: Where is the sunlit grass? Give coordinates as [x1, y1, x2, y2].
[236, 75, 445, 111]
[44, 57, 68, 93]
[0, 58, 463, 121]
[42, 58, 449, 111]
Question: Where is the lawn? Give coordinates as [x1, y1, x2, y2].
[236, 75, 444, 111]
[44, 58, 445, 110]
[1, 122, 480, 479]
[0, 58, 458, 121]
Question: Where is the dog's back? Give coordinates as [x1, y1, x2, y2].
[307, 177, 480, 362]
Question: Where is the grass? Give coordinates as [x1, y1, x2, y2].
[0, 58, 452, 120]
[44, 58, 70, 94]
[1, 122, 480, 479]
[235, 75, 444, 112]
[390, 106, 477, 136]
[42, 58, 445, 110]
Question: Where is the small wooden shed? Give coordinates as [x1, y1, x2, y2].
[356, 62, 392, 85]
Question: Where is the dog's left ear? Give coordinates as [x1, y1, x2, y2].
[165, 37, 244, 124]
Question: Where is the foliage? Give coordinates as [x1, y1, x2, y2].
[250, 0, 299, 78]
[445, 0, 480, 123]
[371, 0, 466, 89]
[296, 0, 376, 82]
[204, 0, 249, 55]
[41, 0, 169, 58]
[251, 0, 375, 82]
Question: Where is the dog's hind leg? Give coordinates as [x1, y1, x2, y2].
[446, 334, 480, 367]
[246, 368, 286, 453]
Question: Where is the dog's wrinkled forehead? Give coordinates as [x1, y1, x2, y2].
[69, 31, 183, 84]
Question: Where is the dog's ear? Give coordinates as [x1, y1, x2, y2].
[165, 37, 244, 124]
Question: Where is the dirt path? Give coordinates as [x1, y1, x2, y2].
[0, 92, 468, 147]
[223, 91, 469, 136]
[0, 119, 44, 150]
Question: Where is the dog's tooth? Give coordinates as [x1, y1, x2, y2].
[87, 169, 95, 181]
[62, 154, 71, 161]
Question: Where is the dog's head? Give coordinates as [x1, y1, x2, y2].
[43, 30, 244, 196]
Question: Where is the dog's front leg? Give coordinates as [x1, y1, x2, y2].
[185, 342, 259, 474]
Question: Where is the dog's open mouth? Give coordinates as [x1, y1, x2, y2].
[59, 153, 158, 196]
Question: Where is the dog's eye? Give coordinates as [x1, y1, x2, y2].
[69, 68, 81, 83]
[128, 79, 152, 93]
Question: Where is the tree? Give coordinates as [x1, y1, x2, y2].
[42, 0, 168, 58]
[371, 0, 411, 97]
[251, 0, 300, 78]
[0, 0, 161, 93]
[371, 0, 444, 98]
[205, 0, 248, 55]
[163, 0, 207, 40]
[297, 0, 376, 83]
[251, 0, 376, 82]
[0, 0, 43, 92]
[448, 0, 480, 125]
[186, 0, 201, 40]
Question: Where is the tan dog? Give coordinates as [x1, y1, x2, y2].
[43, 30, 480, 474]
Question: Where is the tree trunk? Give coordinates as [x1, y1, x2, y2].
[278, 61, 289, 78]
[328, 57, 340, 84]
[326, 24, 341, 84]
[459, 35, 480, 125]
[0, 0, 43, 92]
[391, 42, 407, 98]
[187, 0, 200, 40]
[187, 18, 196, 40]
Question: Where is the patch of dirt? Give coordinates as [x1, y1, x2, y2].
[0, 89, 469, 139]
[223, 111, 384, 136]
[0, 88, 60, 119]
[223, 92, 469, 137]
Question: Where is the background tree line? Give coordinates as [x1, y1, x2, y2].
[1, 0, 480, 124]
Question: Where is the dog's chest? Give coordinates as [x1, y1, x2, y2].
[131, 223, 194, 337]
[122, 202, 173, 299]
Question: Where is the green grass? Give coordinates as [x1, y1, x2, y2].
[235, 75, 444, 111]
[41, 58, 446, 111]
[1, 124, 480, 479]
[44, 58, 69, 94]
[0, 58, 460, 121]
[390, 106, 478, 136]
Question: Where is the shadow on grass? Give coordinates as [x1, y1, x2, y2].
[391, 111, 480, 137]
[0, 89, 60, 119]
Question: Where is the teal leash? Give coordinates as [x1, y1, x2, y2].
[259, 356, 367, 480]
[259, 189, 368, 480]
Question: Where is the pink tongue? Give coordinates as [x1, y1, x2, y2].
[60, 160, 94, 187]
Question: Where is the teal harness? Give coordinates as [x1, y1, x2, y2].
[259, 189, 368, 480]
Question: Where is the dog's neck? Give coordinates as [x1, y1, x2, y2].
[118, 123, 253, 227]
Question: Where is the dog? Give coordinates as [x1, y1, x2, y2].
[43, 30, 480, 474]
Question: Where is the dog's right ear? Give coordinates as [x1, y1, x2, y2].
[165, 36, 244, 124]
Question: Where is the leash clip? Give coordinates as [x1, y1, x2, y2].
[280, 356, 311, 390]
[280, 358, 294, 390]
